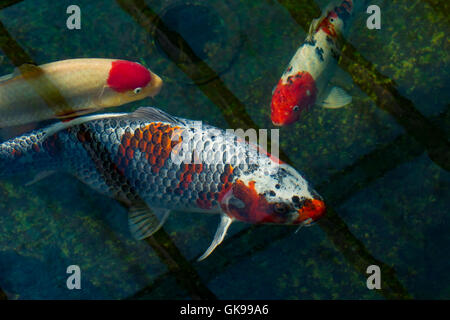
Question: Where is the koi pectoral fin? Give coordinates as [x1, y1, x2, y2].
[25, 170, 56, 186]
[197, 214, 234, 262]
[319, 86, 352, 109]
[309, 17, 321, 35]
[128, 202, 171, 240]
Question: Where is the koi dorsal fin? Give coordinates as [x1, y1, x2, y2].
[309, 17, 321, 36]
[128, 202, 171, 240]
[43, 112, 126, 138]
[128, 107, 186, 126]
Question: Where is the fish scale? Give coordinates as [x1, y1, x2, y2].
[0, 114, 242, 212]
[0, 107, 326, 260]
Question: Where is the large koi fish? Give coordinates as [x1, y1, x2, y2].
[0, 107, 325, 260]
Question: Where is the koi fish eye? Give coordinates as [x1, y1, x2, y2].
[134, 87, 142, 94]
[273, 202, 291, 215]
[292, 105, 300, 112]
[292, 195, 305, 209]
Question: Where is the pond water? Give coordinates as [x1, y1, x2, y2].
[0, 0, 448, 299]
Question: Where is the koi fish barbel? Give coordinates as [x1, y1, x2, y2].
[0, 58, 163, 127]
[0, 107, 325, 260]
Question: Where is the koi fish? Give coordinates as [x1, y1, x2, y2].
[271, 0, 356, 126]
[0, 59, 163, 128]
[0, 107, 326, 260]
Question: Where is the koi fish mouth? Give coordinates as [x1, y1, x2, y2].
[294, 198, 325, 233]
[270, 99, 301, 127]
[296, 198, 326, 224]
[271, 114, 289, 127]
[271, 117, 296, 127]
[148, 71, 163, 97]
[270, 72, 317, 126]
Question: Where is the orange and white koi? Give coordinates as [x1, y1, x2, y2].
[271, 0, 356, 126]
[0, 58, 163, 127]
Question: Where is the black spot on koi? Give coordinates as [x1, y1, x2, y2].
[315, 47, 325, 62]
[283, 65, 293, 76]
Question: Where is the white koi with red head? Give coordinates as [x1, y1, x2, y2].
[271, 0, 356, 126]
[99, 59, 163, 107]
[0, 58, 163, 127]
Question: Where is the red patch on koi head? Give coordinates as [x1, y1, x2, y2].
[317, 12, 339, 37]
[271, 72, 317, 126]
[220, 179, 326, 225]
[295, 198, 326, 225]
[107, 60, 152, 93]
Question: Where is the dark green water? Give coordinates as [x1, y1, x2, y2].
[0, 0, 448, 299]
